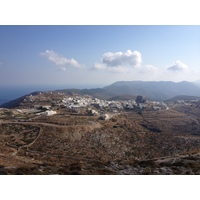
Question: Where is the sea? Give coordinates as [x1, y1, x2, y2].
[0, 85, 55, 105]
[0, 84, 103, 106]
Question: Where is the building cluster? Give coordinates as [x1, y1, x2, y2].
[58, 95, 169, 112]
[60, 96, 123, 110]
[18, 92, 169, 118]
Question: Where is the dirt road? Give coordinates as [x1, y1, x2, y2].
[0, 120, 102, 129]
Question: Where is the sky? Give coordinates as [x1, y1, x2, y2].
[0, 25, 200, 89]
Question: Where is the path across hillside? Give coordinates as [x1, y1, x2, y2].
[0, 120, 102, 129]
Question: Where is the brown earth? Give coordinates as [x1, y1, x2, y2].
[1, 106, 200, 175]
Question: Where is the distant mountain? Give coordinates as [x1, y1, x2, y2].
[109, 94, 136, 101]
[193, 80, 200, 87]
[104, 81, 200, 101]
[2, 81, 200, 108]
[56, 88, 118, 100]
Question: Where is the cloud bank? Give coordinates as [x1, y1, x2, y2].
[39, 49, 193, 82]
[41, 50, 80, 71]
[93, 50, 142, 73]
[92, 51, 190, 81]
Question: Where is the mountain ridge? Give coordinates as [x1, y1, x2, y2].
[1, 81, 200, 108]
[104, 81, 200, 101]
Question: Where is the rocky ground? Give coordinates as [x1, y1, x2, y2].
[1, 104, 200, 175]
[1, 91, 200, 175]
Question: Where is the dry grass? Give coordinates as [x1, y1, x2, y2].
[1, 105, 200, 174]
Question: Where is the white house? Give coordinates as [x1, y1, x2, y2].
[40, 110, 57, 116]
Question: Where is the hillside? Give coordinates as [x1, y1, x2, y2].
[109, 94, 136, 101]
[165, 95, 200, 102]
[1, 88, 200, 174]
[1, 103, 200, 174]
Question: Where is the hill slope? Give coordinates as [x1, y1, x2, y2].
[165, 95, 200, 102]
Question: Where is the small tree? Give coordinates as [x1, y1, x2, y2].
[136, 95, 146, 106]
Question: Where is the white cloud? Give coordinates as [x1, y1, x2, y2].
[40, 50, 80, 71]
[93, 50, 142, 73]
[102, 50, 142, 67]
[167, 60, 188, 71]
[93, 63, 130, 73]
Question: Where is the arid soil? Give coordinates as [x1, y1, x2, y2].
[1, 105, 200, 175]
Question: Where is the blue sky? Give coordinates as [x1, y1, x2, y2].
[0, 25, 200, 89]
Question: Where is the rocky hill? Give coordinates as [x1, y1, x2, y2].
[1, 90, 200, 174]
[1, 105, 200, 175]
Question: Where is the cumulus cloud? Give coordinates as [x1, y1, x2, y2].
[40, 50, 80, 71]
[102, 50, 142, 67]
[93, 50, 142, 73]
[167, 60, 188, 71]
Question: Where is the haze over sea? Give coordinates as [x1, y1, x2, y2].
[0, 84, 101, 105]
